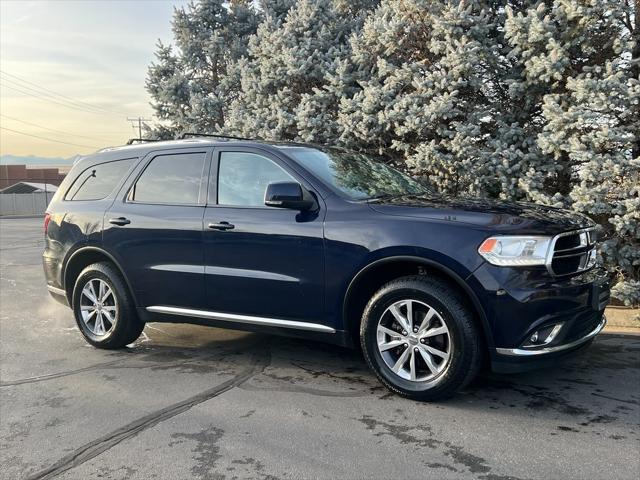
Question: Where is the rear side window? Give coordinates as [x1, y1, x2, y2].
[66, 158, 135, 201]
[129, 152, 206, 205]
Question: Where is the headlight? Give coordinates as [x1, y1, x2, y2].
[478, 236, 552, 266]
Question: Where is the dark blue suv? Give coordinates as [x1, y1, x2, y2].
[43, 138, 610, 400]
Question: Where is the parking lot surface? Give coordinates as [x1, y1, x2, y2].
[1, 217, 639, 480]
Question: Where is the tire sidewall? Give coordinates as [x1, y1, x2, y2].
[362, 282, 468, 395]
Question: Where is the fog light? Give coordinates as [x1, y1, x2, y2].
[523, 323, 564, 348]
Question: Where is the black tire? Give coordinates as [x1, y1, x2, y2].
[360, 275, 482, 401]
[72, 262, 144, 349]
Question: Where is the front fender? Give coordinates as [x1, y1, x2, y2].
[341, 252, 491, 344]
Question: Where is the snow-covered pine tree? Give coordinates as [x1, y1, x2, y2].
[504, 0, 639, 305]
[146, 0, 260, 136]
[335, 1, 508, 194]
[225, 0, 375, 141]
[259, 0, 297, 22]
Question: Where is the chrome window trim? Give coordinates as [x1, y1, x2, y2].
[545, 227, 597, 277]
[146, 305, 336, 334]
[495, 315, 606, 357]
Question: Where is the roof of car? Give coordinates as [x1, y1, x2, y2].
[97, 138, 321, 154]
[74, 137, 332, 167]
[80, 138, 319, 160]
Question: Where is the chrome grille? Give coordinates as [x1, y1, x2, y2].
[546, 228, 597, 276]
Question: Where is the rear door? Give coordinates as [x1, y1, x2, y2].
[103, 147, 211, 309]
[203, 146, 326, 324]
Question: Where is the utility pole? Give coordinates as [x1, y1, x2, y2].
[126, 116, 152, 139]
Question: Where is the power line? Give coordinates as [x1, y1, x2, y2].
[0, 82, 123, 117]
[0, 114, 116, 143]
[0, 70, 131, 117]
[0, 126, 99, 149]
[2, 70, 122, 113]
[0, 75, 110, 115]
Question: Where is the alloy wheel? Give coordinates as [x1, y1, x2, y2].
[376, 299, 452, 382]
[79, 278, 117, 337]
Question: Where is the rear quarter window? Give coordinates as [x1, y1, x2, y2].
[65, 158, 136, 201]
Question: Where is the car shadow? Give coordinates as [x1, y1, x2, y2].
[126, 325, 640, 419]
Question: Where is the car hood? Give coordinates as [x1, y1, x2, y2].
[367, 195, 594, 234]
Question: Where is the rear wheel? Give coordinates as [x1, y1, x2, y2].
[361, 275, 482, 401]
[72, 262, 144, 348]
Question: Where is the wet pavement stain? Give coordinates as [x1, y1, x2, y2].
[170, 426, 224, 480]
[444, 443, 491, 474]
[426, 462, 458, 472]
[357, 414, 528, 479]
[290, 361, 374, 387]
[94, 465, 138, 479]
[557, 426, 580, 433]
[579, 414, 617, 426]
[358, 415, 439, 449]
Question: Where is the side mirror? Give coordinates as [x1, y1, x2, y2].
[264, 182, 316, 211]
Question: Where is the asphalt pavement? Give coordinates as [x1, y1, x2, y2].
[1, 217, 639, 480]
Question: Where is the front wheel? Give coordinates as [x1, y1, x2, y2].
[360, 275, 482, 401]
[72, 262, 144, 349]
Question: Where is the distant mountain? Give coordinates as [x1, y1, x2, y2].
[0, 154, 78, 166]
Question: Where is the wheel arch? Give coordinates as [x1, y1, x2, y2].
[341, 255, 492, 349]
[62, 246, 137, 306]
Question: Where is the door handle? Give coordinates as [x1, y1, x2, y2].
[208, 221, 235, 231]
[109, 217, 131, 226]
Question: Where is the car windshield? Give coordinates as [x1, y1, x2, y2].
[280, 146, 432, 200]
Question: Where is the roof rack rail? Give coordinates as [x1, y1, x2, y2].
[178, 132, 254, 141]
[126, 138, 162, 145]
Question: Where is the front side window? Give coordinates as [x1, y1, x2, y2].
[66, 158, 135, 201]
[130, 152, 206, 205]
[217, 152, 294, 207]
[280, 146, 432, 200]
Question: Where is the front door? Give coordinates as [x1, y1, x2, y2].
[203, 147, 325, 324]
[103, 148, 210, 309]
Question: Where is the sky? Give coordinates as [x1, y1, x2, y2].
[0, 0, 189, 159]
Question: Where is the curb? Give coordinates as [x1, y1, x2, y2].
[603, 326, 640, 335]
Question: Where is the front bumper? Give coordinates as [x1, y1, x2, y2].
[495, 314, 605, 356]
[490, 312, 606, 374]
[491, 331, 601, 374]
[470, 264, 610, 373]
